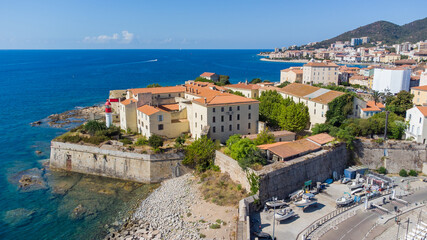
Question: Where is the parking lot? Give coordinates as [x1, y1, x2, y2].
[250, 182, 350, 240]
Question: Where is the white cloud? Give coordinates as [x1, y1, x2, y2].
[83, 31, 134, 44]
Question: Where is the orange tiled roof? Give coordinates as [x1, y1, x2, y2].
[279, 83, 319, 97]
[157, 104, 180, 112]
[307, 133, 334, 145]
[137, 105, 165, 116]
[304, 62, 339, 67]
[120, 98, 137, 105]
[129, 86, 185, 95]
[225, 83, 261, 90]
[185, 82, 258, 106]
[258, 139, 321, 160]
[200, 72, 216, 77]
[411, 85, 427, 91]
[416, 106, 427, 117]
[311, 91, 345, 104]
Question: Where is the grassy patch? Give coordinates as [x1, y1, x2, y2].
[198, 170, 248, 206]
[209, 223, 221, 229]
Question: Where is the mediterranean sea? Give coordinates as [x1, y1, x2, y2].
[0, 49, 321, 240]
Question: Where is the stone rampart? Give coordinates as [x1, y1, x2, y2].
[353, 139, 427, 173]
[50, 141, 186, 183]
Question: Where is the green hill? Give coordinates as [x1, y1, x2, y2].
[312, 17, 427, 48]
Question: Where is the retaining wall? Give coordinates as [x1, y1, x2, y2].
[354, 139, 427, 173]
[50, 141, 187, 183]
[257, 143, 349, 202]
[215, 151, 252, 192]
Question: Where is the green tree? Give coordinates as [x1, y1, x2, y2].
[135, 136, 148, 146]
[250, 78, 262, 84]
[219, 75, 230, 86]
[311, 123, 331, 134]
[280, 103, 309, 132]
[148, 134, 164, 149]
[258, 90, 292, 127]
[226, 137, 266, 170]
[174, 134, 186, 150]
[386, 90, 414, 117]
[372, 90, 381, 105]
[182, 136, 217, 172]
[326, 93, 355, 127]
[228, 90, 245, 97]
[277, 81, 290, 88]
[254, 129, 275, 145]
[84, 120, 106, 136]
[377, 166, 387, 174]
[408, 170, 418, 176]
[146, 83, 161, 88]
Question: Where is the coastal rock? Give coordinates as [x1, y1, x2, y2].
[2, 208, 35, 227]
[70, 204, 89, 220]
[10, 168, 48, 192]
[35, 150, 42, 155]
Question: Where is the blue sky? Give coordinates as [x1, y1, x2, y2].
[0, 0, 426, 49]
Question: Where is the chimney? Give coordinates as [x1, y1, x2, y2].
[204, 98, 207, 104]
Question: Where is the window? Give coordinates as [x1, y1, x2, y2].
[237, 114, 240, 120]
[249, 105, 251, 110]
[195, 113, 197, 118]
[237, 124, 240, 130]
[168, 94, 171, 97]
[248, 113, 251, 119]
[158, 115, 163, 122]
[221, 115, 224, 122]
[409, 114, 412, 120]
[229, 115, 232, 121]
[248, 123, 251, 129]
[213, 108, 216, 112]
[237, 106, 240, 111]
[221, 107, 224, 112]
[221, 126, 224, 132]
[201, 125, 203, 130]
[321, 112, 324, 117]
[213, 126, 216, 133]
[201, 115, 203, 120]
[229, 125, 232, 131]
[314, 109, 316, 115]
[158, 124, 164, 130]
[213, 116, 216, 123]
[420, 117, 422, 123]
[195, 122, 197, 128]
[229, 106, 232, 111]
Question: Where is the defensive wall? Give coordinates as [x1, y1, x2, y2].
[50, 141, 187, 183]
[353, 139, 427, 173]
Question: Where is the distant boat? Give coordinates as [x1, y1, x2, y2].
[289, 190, 304, 201]
[351, 188, 363, 195]
[295, 193, 317, 208]
[266, 199, 287, 208]
[274, 207, 296, 221]
[341, 178, 351, 184]
[347, 181, 363, 190]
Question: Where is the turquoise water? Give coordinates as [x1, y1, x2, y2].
[0, 49, 307, 240]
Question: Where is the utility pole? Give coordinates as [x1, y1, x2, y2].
[384, 111, 390, 140]
[405, 217, 410, 240]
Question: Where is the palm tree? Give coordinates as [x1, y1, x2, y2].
[372, 90, 381, 105]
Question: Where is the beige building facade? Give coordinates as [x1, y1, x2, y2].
[280, 67, 303, 83]
[411, 85, 427, 106]
[302, 61, 339, 85]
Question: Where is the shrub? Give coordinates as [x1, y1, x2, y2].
[148, 134, 164, 149]
[209, 223, 221, 229]
[120, 138, 133, 145]
[84, 120, 106, 135]
[210, 165, 220, 172]
[61, 135, 82, 143]
[200, 233, 206, 238]
[377, 166, 387, 175]
[174, 135, 186, 149]
[409, 170, 418, 177]
[135, 136, 148, 146]
[399, 169, 408, 177]
[183, 136, 217, 172]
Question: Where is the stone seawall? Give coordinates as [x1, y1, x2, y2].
[214, 151, 252, 192]
[354, 139, 427, 173]
[50, 141, 186, 183]
[257, 143, 349, 202]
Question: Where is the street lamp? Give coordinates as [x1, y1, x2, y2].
[272, 197, 277, 240]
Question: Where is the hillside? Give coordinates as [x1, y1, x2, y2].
[312, 17, 427, 48]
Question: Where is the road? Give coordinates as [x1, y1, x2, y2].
[319, 189, 427, 240]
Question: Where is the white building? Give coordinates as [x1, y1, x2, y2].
[372, 68, 411, 94]
[224, 83, 261, 98]
[405, 106, 427, 144]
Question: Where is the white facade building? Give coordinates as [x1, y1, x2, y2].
[405, 106, 427, 144]
[372, 68, 411, 94]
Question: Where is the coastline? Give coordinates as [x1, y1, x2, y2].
[259, 58, 308, 63]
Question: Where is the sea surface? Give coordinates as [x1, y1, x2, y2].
[0, 49, 329, 240]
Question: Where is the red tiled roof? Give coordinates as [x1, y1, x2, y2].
[307, 133, 334, 145]
[200, 72, 216, 77]
[129, 86, 185, 95]
[120, 98, 137, 105]
[137, 105, 165, 116]
[157, 104, 180, 112]
[258, 139, 321, 160]
[411, 85, 427, 91]
[304, 62, 339, 67]
[416, 106, 427, 117]
[225, 83, 261, 90]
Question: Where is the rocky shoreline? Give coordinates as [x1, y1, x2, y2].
[105, 174, 206, 240]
